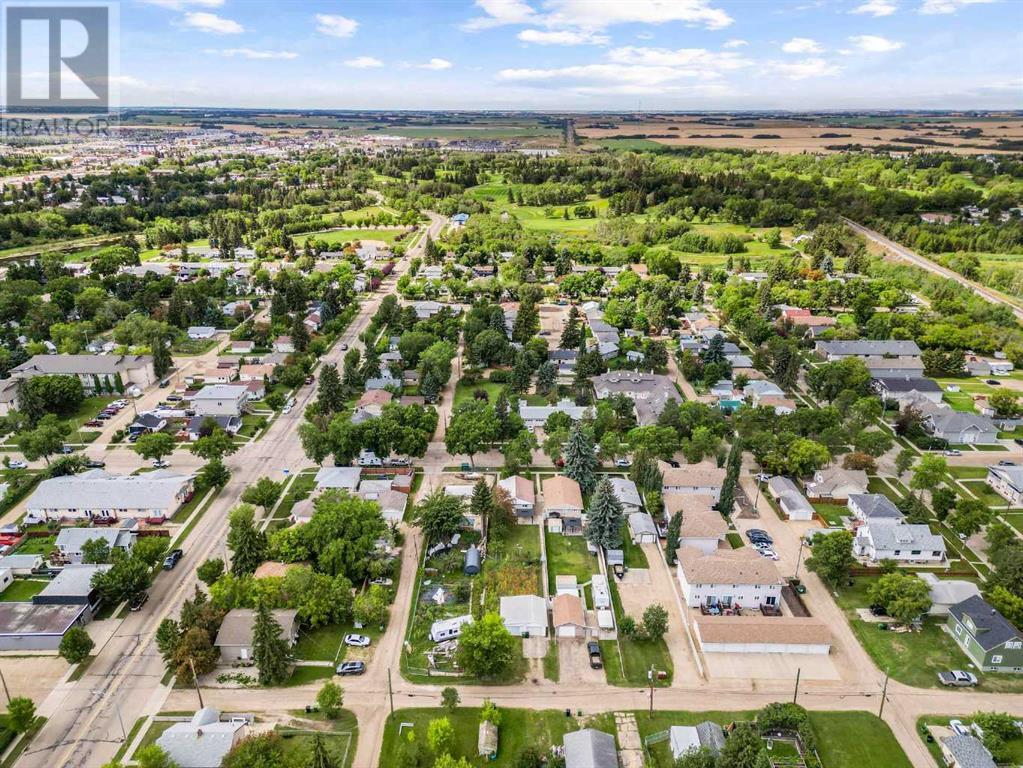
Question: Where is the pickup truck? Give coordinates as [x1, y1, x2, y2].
[938, 670, 978, 687]
[587, 641, 603, 669]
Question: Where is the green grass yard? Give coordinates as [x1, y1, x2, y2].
[0, 579, 47, 602]
[291, 228, 404, 246]
[812, 502, 848, 526]
[544, 532, 598, 594]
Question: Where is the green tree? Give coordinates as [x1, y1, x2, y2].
[947, 497, 992, 538]
[58, 626, 94, 665]
[316, 681, 344, 718]
[411, 488, 464, 544]
[441, 686, 460, 713]
[535, 361, 557, 395]
[666, 511, 683, 565]
[190, 428, 237, 462]
[427, 717, 455, 756]
[252, 601, 293, 686]
[673, 746, 717, 768]
[642, 603, 669, 641]
[910, 454, 948, 493]
[16, 414, 70, 466]
[7, 697, 35, 732]
[81, 537, 111, 564]
[317, 363, 345, 415]
[309, 733, 336, 768]
[585, 476, 624, 550]
[868, 572, 932, 623]
[196, 457, 230, 489]
[444, 400, 499, 466]
[457, 613, 517, 679]
[134, 432, 176, 463]
[91, 551, 151, 604]
[241, 476, 284, 514]
[150, 331, 172, 380]
[196, 558, 225, 586]
[563, 423, 598, 494]
[134, 745, 177, 768]
[228, 503, 268, 576]
[353, 585, 389, 627]
[805, 530, 855, 587]
[717, 722, 769, 768]
[222, 733, 286, 768]
[470, 478, 493, 535]
[502, 431, 534, 475]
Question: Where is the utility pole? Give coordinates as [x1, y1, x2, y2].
[188, 657, 204, 709]
[648, 665, 655, 717]
[878, 669, 890, 719]
[793, 539, 806, 579]
[387, 669, 394, 715]
[116, 705, 127, 741]
[793, 667, 801, 704]
[0, 663, 10, 705]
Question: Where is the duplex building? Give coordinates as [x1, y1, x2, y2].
[25, 469, 194, 522]
[0, 354, 155, 414]
[192, 384, 249, 418]
[986, 464, 1023, 506]
[924, 411, 999, 445]
[675, 547, 783, 610]
[814, 340, 922, 361]
[497, 475, 535, 519]
[854, 523, 946, 563]
[659, 462, 726, 502]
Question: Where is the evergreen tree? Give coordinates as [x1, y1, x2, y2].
[341, 348, 362, 391]
[317, 364, 345, 415]
[470, 478, 493, 537]
[494, 390, 511, 438]
[308, 734, 336, 768]
[702, 335, 726, 364]
[228, 505, 268, 576]
[666, 511, 683, 565]
[535, 361, 557, 395]
[508, 353, 532, 394]
[360, 345, 380, 381]
[585, 476, 624, 550]
[512, 297, 540, 344]
[560, 306, 582, 349]
[252, 602, 293, 685]
[563, 423, 598, 495]
[150, 332, 172, 379]
[291, 313, 310, 353]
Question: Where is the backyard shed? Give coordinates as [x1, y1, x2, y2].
[463, 545, 481, 575]
[628, 512, 658, 544]
[478, 720, 498, 759]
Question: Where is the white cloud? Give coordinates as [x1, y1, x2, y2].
[847, 34, 904, 52]
[770, 57, 841, 79]
[418, 58, 453, 70]
[211, 48, 299, 60]
[607, 46, 751, 73]
[851, 0, 897, 16]
[518, 29, 610, 45]
[344, 56, 383, 68]
[464, 0, 731, 32]
[782, 37, 823, 54]
[461, 0, 537, 31]
[920, 0, 993, 13]
[723, 39, 748, 48]
[182, 11, 243, 34]
[141, 0, 222, 8]
[315, 13, 359, 38]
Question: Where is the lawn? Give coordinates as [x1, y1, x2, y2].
[453, 378, 507, 407]
[811, 711, 914, 768]
[285, 666, 335, 687]
[13, 535, 55, 557]
[0, 579, 47, 602]
[811, 502, 848, 526]
[866, 477, 903, 502]
[620, 528, 649, 569]
[725, 532, 744, 549]
[606, 575, 673, 687]
[961, 480, 1009, 508]
[379, 708, 586, 767]
[277, 711, 358, 768]
[544, 532, 598, 595]
[948, 466, 990, 480]
[295, 623, 384, 665]
[1003, 513, 1023, 536]
[291, 228, 404, 246]
[274, 472, 318, 520]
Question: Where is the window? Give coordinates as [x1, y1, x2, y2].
[992, 655, 1003, 664]
[911, 550, 921, 556]
[955, 624, 962, 636]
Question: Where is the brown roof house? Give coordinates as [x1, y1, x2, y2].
[552, 593, 588, 639]
[676, 547, 783, 611]
[354, 390, 392, 421]
[659, 462, 727, 502]
[542, 475, 584, 535]
[695, 616, 832, 655]
[214, 608, 298, 664]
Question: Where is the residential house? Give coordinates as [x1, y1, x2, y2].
[939, 735, 996, 768]
[659, 462, 727, 502]
[986, 465, 1023, 506]
[33, 564, 112, 618]
[0, 555, 42, 576]
[967, 358, 1014, 377]
[518, 399, 592, 429]
[129, 413, 167, 435]
[449, 212, 469, 228]
[185, 415, 241, 441]
[670, 723, 726, 761]
[815, 340, 922, 361]
[500, 595, 548, 637]
[766, 477, 814, 521]
[411, 300, 444, 319]
[552, 593, 588, 638]
[918, 573, 981, 616]
[303, 310, 322, 332]
[365, 374, 402, 391]
[214, 608, 299, 663]
[924, 411, 999, 445]
[743, 380, 785, 403]
[497, 475, 535, 519]
[238, 364, 274, 383]
[848, 493, 904, 525]
[854, 523, 946, 563]
[355, 390, 392, 420]
[806, 468, 869, 502]
[55, 526, 135, 564]
[564, 729, 617, 768]
[542, 476, 584, 535]
[230, 340, 255, 355]
[156, 708, 249, 768]
[0, 603, 89, 651]
[872, 377, 944, 405]
[591, 372, 682, 426]
[25, 469, 194, 522]
[863, 356, 927, 379]
[187, 326, 217, 340]
[314, 466, 361, 493]
[947, 595, 1023, 673]
[609, 477, 642, 513]
[272, 336, 295, 354]
[675, 547, 783, 609]
[192, 384, 249, 418]
[628, 512, 658, 544]
[188, 368, 236, 386]
[549, 349, 578, 379]
[676, 501, 727, 555]
[0, 354, 155, 415]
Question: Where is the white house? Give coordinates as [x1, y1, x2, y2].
[986, 465, 1023, 506]
[542, 476, 584, 534]
[609, 477, 642, 513]
[192, 384, 248, 418]
[55, 527, 135, 564]
[918, 573, 981, 616]
[669, 723, 725, 761]
[628, 512, 658, 544]
[854, 523, 946, 563]
[675, 547, 783, 610]
[766, 477, 815, 521]
[518, 399, 592, 430]
[157, 708, 248, 768]
[659, 462, 726, 502]
[25, 469, 194, 522]
[847, 493, 904, 524]
[676, 503, 727, 555]
[497, 475, 535, 519]
[500, 595, 548, 637]
[186, 326, 217, 340]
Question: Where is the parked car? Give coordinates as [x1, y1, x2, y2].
[152, 459, 169, 469]
[85, 459, 106, 469]
[938, 671, 979, 688]
[344, 634, 371, 648]
[129, 592, 150, 612]
[128, 434, 140, 443]
[755, 547, 779, 560]
[282, 405, 292, 415]
[949, 720, 972, 736]
[1015, 438, 1023, 447]
[305, 375, 314, 385]
[339, 343, 348, 351]
[587, 641, 603, 669]
[998, 460, 1017, 467]
[60, 445, 74, 454]
[336, 661, 365, 676]
[746, 529, 773, 545]
[386, 456, 411, 467]
[943, 449, 962, 456]
[163, 549, 183, 570]
[754, 472, 771, 482]
[614, 458, 632, 468]
[370, 577, 394, 587]
[95, 413, 111, 421]
[8, 460, 27, 469]
[666, 460, 681, 468]
[986, 379, 1002, 386]
[84, 420, 103, 428]
[869, 604, 887, 617]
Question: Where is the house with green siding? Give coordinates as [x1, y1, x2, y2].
[947, 595, 1023, 673]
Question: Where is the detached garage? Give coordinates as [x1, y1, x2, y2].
[500, 595, 548, 637]
[695, 617, 832, 655]
[553, 594, 588, 639]
[628, 512, 658, 545]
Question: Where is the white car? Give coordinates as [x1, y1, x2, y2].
[282, 405, 292, 415]
[943, 449, 962, 457]
[949, 720, 970, 737]
[8, 460, 28, 469]
[754, 473, 771, 483]
[152, 459, 169, 468]
[755, 546, 780, 560]
[344, 634, 371, 647]
[614, 458, 632, 468]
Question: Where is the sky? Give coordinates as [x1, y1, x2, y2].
[111, 0, 1023, 110]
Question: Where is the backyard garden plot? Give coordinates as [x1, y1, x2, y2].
[478, 524, 542, 614]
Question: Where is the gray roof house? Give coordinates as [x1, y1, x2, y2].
[940, 734, 996, 768]
[156, 708, 248, 768]
[55, 526, 135, 564]
[564, 728, 618, 768]
[854, 522, 946, 563]
[214, 608, 299, 664]
[847, 493, 904, 524]
[500, 594, 548, 637]
[591, 372, 682, 425]
[518, 399, 592, 429]
[815, 340, 922, 360]
[25, 469, 194, 522]
[918, 573, 981, 616]
[33, 564, 112, 616]
[924, 411, 999, 445]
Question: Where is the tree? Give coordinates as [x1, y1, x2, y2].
[411, 489, 464, 543]
[427, 717, 455, 756]
[931, 487, 957, 520]
[911, 454, 947, 493]
[134, 432, 176, 463]
[508, 353, 532, 394]
[503, 431, 534, 475]
[560, 306, 582, 349]
[673, 746, 717, 768]
[894, 448, 915, 477]
[196, 558, 225, 586]
[309, 733, 336, 768]
[190, 428, 237, 462]
[947, 497, 992, 538]
[196, 457, 230, 489]
[241, 477, 284, 514]
[717, 722, 769, 768]
[228, 504, 268, 576]
[134, 745, 178, 768]
[155, 618, 180, 662]
[291, 312, 310, 352]
[16, 415, 70, 465]
[666, 511, 683, 565]
[586, 477, 624, 550]
[17, 375, 84, 422]
[91, 551, 151, 604]
[868, 572, 932, 623]
[353, 585, 389, 627]
[7, 697, 35, 732]
[59, 626, 94, 665]
[806, 358, 870, 403]
[316, 681, 344, 718]
[441, 686, 460, 713]
[535, 361, 557, 395]
[222, 733, 286, 768]
[642, 603, 669, 641]
[805, 530, 855, 587]
[562, 423, 598, 494]
[444, 400, 499, 466]
[252, 601, 293, 685]
[785, 438, 831, 476]
[81, 537, 111, 564]
[457, 613, 517, 679]
[317, 363, 345, 415]
[150, 331, 172, 379]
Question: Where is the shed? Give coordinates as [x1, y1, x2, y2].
[628, 512, 658, 544]
[463, 545, 481, 576]
[553, 593, 587, 639]
[564, 728, 617, 768]
[596, 609, 614, 630]
[605, 549, 624, 567]
[478, 720, 498, 760]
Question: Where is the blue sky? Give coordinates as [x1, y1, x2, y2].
[115, 0, 1023, 110]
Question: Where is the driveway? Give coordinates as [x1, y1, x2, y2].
[557, 639, 604, 685]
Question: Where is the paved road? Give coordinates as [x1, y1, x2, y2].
[843, 217, 1023, 322]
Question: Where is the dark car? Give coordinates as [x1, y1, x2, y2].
[1016, 438, 1023, 447]
[336, 661, 365, 676]
[986, 379, 1002, 386]
[587, 641, 603, 669]
[84, 419, 103, 428]
[746, 529, 773, 544]
[869, 604, 887, 617]
[667, 460, 681, 468]
[305, 375, 314, 385]
[129, 592, 150, 612]
[85, 459, 106, 469]
[163, 549, 183, 570]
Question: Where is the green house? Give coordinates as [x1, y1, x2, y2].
[947, 595, 1023, 673]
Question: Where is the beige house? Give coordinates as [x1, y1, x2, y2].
[806, 468, 868, 502]
[552, 593, 588, 638]
[542, 476, 584, 535]
[659, 462, 726, 502]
